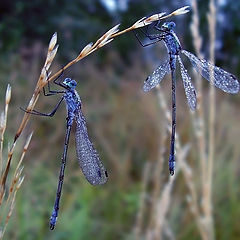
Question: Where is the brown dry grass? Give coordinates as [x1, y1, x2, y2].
[0, 85, 32, 239]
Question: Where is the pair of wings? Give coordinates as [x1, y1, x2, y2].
[75, 107, 108, 185]
[143, 50, 239, 110]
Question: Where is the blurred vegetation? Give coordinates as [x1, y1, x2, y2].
[0, 0, 240, 239]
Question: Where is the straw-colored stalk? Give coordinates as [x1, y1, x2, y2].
[0, 85, 12, 203]
[184, 1, 216, 239]
[190, 0, 207, 196]
[157, 69, 210, 240]
[134, 162, 152, 239]
[0, 6, 190, 196]
[145, 127, 167, 239]
[149, 87, 190, 240]
[204, 0, 216, 239]
[133, 85, 189, 240]
[134, 2, 217, 239]
[188, 1, 210, 239]
[0, 85, 33, 240]
[0, 85, 11, 175]
[152, 145, 189, 240]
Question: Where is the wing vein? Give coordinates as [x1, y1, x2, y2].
[75, 107, 107, 185]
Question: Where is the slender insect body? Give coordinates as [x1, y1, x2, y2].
[163, 31, 182, 56]
[63, 87, 108, 186]
[63, 90, 80, 124]
[169, 54, 177, 71]
[23, 77, 107, 230]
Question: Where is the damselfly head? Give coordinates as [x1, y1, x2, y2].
[161, 22, 176, 30]
[63, 78, 77, 89]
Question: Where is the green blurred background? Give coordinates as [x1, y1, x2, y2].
[0, 0, 240, 239]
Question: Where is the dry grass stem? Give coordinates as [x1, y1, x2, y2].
[0, 32, 57, 194]
[181, 1, 216, 239]
[146, 129, 167, 239]
[0, 112, 5, 174]
[153, 51, 216, 239]
[134, 162, 152, 239]
[190, 2, 208, 236]
[152, 145, 189, 240]
[6, 132, 33, 204]
[132, 88, 178, 240]
[203, 0, 216, 239]
[190, 0, 207, 190]
[0, 85, 11, 175]
[1, 176, 25, 239]
[0, 85, 32, 239]
[159, 6, 190, 20]
[113, 5, 190, 37]
[163, 225, 176, 240]
[179, 155, 208, 240]
[139, 85, 190, 240]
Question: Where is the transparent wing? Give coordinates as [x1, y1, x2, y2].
[178, 56, 197, 110]
[182, 50, 239, 94]
[75, 107, 107, 185]
[143, 59, 170, 92]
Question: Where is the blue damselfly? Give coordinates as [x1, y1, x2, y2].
[22, 74, 108, 229]
[135, 21, 239, 175]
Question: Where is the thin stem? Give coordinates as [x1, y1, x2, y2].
[134, 162, 151, 239]
[190, 0, 207, 198]
[205, 0, 216, 239]
[146, 128, 167, 239]
[0, 85, 11, 175]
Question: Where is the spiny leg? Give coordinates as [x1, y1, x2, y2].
[134, 22, 167, 47]
[43, 77, 65, 96]
[140, 18, 165, 39]
[135, 34, 163, 47]
[49, 121, 72, 230]
[154, 20, 161, 30]
[154, 20, 166, 31]
[53, 68, 69, 89]
[134, 29, 165, 47]
[20, 97, 64, 117]
[43, 83, 65, 96]
[43, 68, 66, 96]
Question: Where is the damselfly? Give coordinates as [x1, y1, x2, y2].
[22, 74, 108, 230]
[135, 21, 239, 175]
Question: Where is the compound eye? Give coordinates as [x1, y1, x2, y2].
[169, 22, 176, 29]
[70, 80, 77, 88]
[64, 78, 71, 83]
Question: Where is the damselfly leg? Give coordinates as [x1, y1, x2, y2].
[20, 97, 64, 117]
